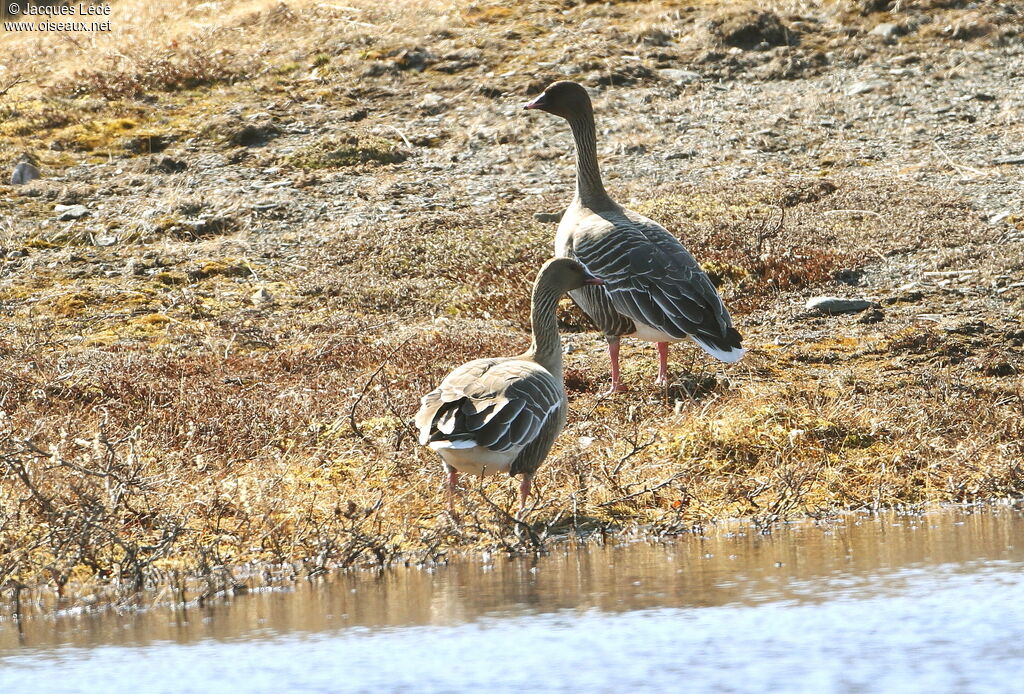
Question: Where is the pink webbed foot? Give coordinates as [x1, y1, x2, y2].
[601, 381, 629, 396]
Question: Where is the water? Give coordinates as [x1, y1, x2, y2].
[3, 506, 1024, 693]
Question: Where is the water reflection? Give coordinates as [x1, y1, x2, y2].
[2, 505, 1021, 653]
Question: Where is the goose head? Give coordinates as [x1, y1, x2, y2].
[523, 81, 593, 120]
[537, 257, 603, 293]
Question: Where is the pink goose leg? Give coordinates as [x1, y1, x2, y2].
[655, 342, 670, 386]
[605, 339, 628, 395]
[446, 468, 459, 516]
[517, 474, 533, 519]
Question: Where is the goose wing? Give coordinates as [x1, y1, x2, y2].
[416, 358, 563, 453]
[570, 211, 743, 357]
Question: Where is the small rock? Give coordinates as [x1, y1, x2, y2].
[228, 122, 280, 147]
[251, 287, 274, 305]
[993, 154, 1024, 165]
[883, 290, 924, 305]
[54, 204, 89, 221]
[418, 93, 445, 114]
[845, 80, 888, 96]
[149, 155, 187, 173]
[857, 309, 885, 324]
[664, 150, 697, 160]
[534, 212, 562, 224]
[805, 296, 875, 314]
[658, 68, 702, 85]
[393, 48, 434, 72]
[712, 10, 791, 50]
[869, 23, 901, 41]
[122, 134, 170, 154]
[11, 160, 41, 185]
[989, 211, 1012, 225]
[94, 234, 118, 247]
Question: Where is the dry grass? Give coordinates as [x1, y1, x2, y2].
[1, 0, 1023, 613]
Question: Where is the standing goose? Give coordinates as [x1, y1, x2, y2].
[415, 257, 603, 515]
[524, 81, 744, 393]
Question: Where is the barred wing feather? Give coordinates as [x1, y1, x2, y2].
[416, 359, 562, 454]
[571, 213, 742, 357]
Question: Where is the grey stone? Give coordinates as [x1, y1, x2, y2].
[658, 69, 702, 85]
[54, 204, 89, 221]
[857, 308, 885, 324]
[845, 80, 888, 96]
[869, 23, 901, 40]
[418, 93, 445, 114]
[149, 155, 187, 173]
[993, 154, 1024, 165]
[883, 290, 924, 305]
[11, 161, 40, 185]
[534, 212, 562, 224]
[664, 150, 697, 160]
[251, 287, 274, 305]
[805, 296, 875, 314]
[94, 234, 118, 247]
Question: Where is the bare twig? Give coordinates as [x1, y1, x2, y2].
[474, 482, 542, 548]
[348, 337, 412, 440]
[0, 77, 26, 99]
[386, 125, 412, 148]
[599, 473, 684, 507]
[611, 433, 656, 477]
[754, 203, 785, 257]
[822, 209, 884, 218]
[932, 140, 985, 179]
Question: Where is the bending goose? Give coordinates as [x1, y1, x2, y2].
[524, 81, 744, 393]
[415, 257, 603, 515]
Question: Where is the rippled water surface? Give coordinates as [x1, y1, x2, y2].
[4, 506, 1024, 693]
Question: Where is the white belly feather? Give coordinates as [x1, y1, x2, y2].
[628, 318, 746, 363]
[627, 319, 681, 343]
[430, 441, 520, 477]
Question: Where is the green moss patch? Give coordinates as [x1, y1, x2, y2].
[285, 134, 407, 169]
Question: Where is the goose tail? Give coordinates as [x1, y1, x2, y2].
[691, 327, 745, 363]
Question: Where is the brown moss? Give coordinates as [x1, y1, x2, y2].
[153, 271, 188, 286]
[132, 313, 171, 327]
[51, 292, 92, 316]
[50, 49, 253, 100]
[195, 260, 250, 279]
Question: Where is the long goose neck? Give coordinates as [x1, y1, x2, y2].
[525, 283, 565, 381]
[568, 108, 614, 211]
